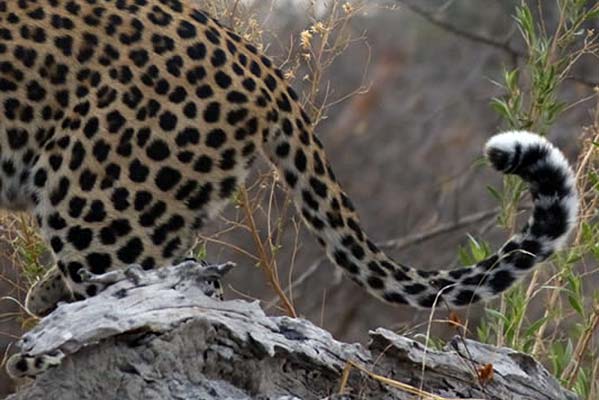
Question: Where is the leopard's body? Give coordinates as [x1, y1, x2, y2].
[1, 0, 578, 378]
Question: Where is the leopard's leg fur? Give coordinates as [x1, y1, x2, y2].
[25, 266, 74, 318]
[6, 351, 64, 379]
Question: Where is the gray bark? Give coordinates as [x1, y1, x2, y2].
[7, 262, 577, 400]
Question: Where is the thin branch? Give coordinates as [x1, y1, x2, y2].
[240, 187, 297, 318]
[395, 0, 599, 88]
[377, 208, 500, 250]
[399, 0, 525, 58]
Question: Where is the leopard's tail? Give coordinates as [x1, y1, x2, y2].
[264, 116, 578, 307]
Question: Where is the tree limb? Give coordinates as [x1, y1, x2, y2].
[6, 261, 578, 400]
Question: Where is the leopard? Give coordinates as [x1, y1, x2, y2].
[1, 0, 578, 379]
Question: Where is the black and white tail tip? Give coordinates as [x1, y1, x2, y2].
[414, 131, 581, 308]
[485, 131, 578, 248]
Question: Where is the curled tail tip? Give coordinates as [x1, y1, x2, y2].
[485, 129, 578, 241]
[485, 130, 553, 173]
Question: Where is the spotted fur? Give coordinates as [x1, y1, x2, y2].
[1, 0, 577, 378]
[6, 350, 64, 378]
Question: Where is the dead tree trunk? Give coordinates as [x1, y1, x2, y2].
[7, 261, 578, 400]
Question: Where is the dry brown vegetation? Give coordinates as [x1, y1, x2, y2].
[1, 0, 598, 398]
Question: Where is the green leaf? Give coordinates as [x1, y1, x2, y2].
[580, 221, 593, 242]
[588, 171, 599, 191]
[504, 68, 520, 91]
[195, 242, 208, 260]
[458, 245, 472, 266]
[567, 294, 585, 317]
[524, 317, 549, 339]
[486, 185, 503, 202]
[491, 97, 512, 120]
[585, 8, 599, 20]
[484, 308, 508, 324]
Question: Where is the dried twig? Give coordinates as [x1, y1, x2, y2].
[561, 304, 599, 386]
[377, 208, 500, 250]
[339, 359, 485, 400]
[239, 187, 297, 317]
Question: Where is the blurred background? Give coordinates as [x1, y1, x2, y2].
[1, 0, 597, 397]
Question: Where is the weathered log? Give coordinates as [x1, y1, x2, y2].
[7, 262, 577, 400]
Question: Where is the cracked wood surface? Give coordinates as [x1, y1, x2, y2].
[7, 262, 577, 400]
